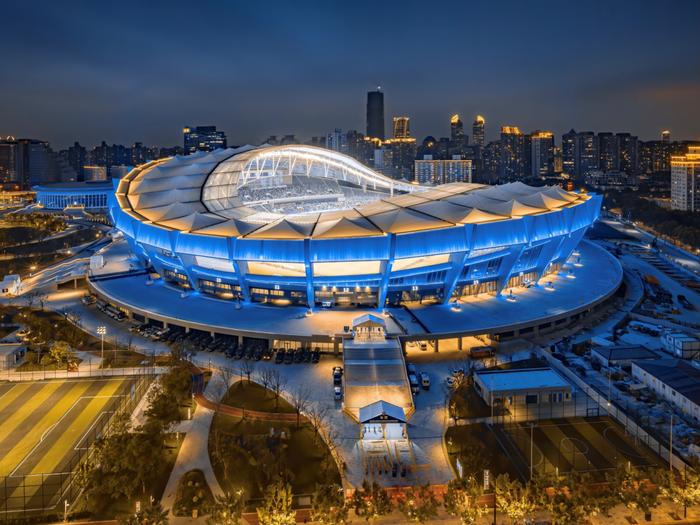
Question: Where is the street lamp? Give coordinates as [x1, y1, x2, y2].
[97, 325, 106, 374]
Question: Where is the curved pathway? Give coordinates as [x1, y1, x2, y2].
[160, 369, 227, 518]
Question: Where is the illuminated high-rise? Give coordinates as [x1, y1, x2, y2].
[499, 126, 529, 180]
[530, 131, 554, 178]
[366, 89, 385, 140]
[472, 115, 485, 147]
[561, 129, 577, 176]
[598, 132, 619, 172]
[183, 126, 227, 155]
[450, 114, 465, 143]
[671, 147, 700, 211]
[392, 116, 411, 139]
[662, 130, 671, 143]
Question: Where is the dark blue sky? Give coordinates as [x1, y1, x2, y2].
[2, 0, 699, 148]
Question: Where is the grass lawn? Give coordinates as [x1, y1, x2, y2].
[173, 469, 214, 518]
[16, 359, 82, 372]
[99, 349, 152, 368]
[210, 382, 340, 501]
[445, 423, 521, 480]
[221, 380, 296, 414]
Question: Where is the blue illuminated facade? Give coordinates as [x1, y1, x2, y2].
[34, 181, 113, 210]
[109, 146, 601, 309]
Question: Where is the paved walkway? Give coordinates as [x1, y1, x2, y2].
[160, 369, 228, 519]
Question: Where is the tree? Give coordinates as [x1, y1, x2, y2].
[533, 473, 587, 525]
[160, 364, 193, 406]
[397, 484, 439, 523]
[207, 490, 245, 525]
[118, 501, 169, 525]
[290, 385, 310, 428]
[660, 469, 700, 519]
[609, 464, 662, 521]
[257, 480, 296, 525]
[311, 483, 349, 525]
[494, 474, 536, 525]
[267, 369, 286, 410]
[145, 384, 181, 428]
[240, 359, 256, 384]
[444, 476, 489, 525]
[351, 480, 393, 523]
[49, 340, 75, 367]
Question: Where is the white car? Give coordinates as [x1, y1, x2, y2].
[446, 376, 456, 389]
[334, 385, 342, 400]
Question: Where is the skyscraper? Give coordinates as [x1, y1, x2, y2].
[662, 130, 671, 143]
[671, 146, 700, 211]
[183, 126, 227, 155]
[366, 88, 385, 140]
[617, 133, 639, 175]
[561, 129, 577, 176]
[326, 128, 346, 152]
[450, 114, 464, 143]
[598, 132, 619, 172]
[530, 131, 554, 178]
[414, 157, 472, 185]
[499, 126, 529, 181]
[574, 132, 599, 176]
[392, 117, 410, 139]
[472, 115, 485, 147]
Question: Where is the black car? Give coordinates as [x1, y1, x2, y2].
[293, 349, 304, 363]
[284, 351, 294, 364]
[304, 349, 312, 362]
[312, 350, 320, 363]
[275, 349, 285, 364]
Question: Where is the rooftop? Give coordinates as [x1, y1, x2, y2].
[475, 367, 571, 393]
[634, 359, 700, 405]
[591, 345, 659, 361]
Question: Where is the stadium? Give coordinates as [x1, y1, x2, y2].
[108, 145, 602, 310]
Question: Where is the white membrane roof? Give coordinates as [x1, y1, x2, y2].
[117, 145, 589, 239]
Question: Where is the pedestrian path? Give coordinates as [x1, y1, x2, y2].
[160, 369, 228, 518]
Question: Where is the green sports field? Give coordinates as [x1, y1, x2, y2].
[0, 377, 136, 513]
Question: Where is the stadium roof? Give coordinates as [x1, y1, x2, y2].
[116, 145, 590, 240]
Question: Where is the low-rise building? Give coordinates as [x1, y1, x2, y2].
[0, 343, 25, 370]
[473, 366, 573, 418]
[662, 332, 700, 359]
[631, 359, 700, 421]
[591, 345, 659, 368]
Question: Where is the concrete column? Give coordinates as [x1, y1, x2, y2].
[458, 337, 463, 351]
[211, 331, 217, 340]
[185, 326, 190, 334]
[434, 339, 439, 353]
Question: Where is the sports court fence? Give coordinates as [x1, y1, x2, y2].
[0, 372, 154, 522]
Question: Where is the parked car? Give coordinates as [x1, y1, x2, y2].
[333, 366, 343, 385]
[275, 349, 285, 364]
[408, 373, 420, 395]
[334, 385, 343, 401]
[420, 372, 430, 390]
[312, 349, 321, 363]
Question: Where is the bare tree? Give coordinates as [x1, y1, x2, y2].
[260, 368, 274, 394]
[290, 385, 311, 428]
[219, 365, 236, 401]
[240, 359, 256, 384]
[268, 369, 286, 410]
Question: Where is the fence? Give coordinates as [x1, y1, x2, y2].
[0, 372, 154, 522]
[538, 348, 690, 472]
[2, 363, 163, 382]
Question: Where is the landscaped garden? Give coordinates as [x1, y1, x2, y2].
[209, 380, 341, 502]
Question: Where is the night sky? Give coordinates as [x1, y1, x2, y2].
[2, 0, 699, 149]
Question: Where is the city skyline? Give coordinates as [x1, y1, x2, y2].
[1, 0, 699, 149]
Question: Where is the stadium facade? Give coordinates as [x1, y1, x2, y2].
[109, 145, 601, 310]
[34, 181, 113, 210]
